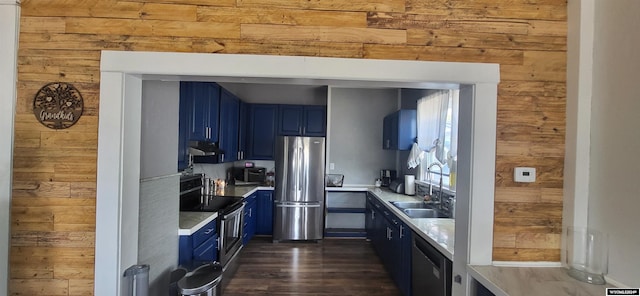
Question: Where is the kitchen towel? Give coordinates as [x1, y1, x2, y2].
[405, 175, 415, 195]
[407, 142, 425, 169]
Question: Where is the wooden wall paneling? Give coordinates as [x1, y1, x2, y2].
[495, 156, 564, 188]
[20, 17, 66, 33]
[64, 18, 241, 39]
[219, 40, 364, 58]
[406, 30, 566, 51]
[237, 0, 406, 13]
[197, 7, 368, 27]
[240, 24, 407, 44]
[499, 81, 566, 97]
[493, 248, 561, 261]
[18, 33, 218, 53]
[496, 140, 565, 158]
[494, 217, 562, 234]
[11, 0, 570, 292]
[124, 0, 236, 6]
[363, 44, 524, 64]
[493, 232, 516, 248]
[495, 187, 563, 203]
[68, 279, 94, 296]
[9, 278, 69, 295]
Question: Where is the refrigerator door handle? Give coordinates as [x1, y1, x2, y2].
[275, 202, 321, 208]
[297, 146, 304, 191]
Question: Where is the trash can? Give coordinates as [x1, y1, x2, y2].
[123, 264, 150, 296]
[177, 262, 223, 296]
[169, 267, 188, 296]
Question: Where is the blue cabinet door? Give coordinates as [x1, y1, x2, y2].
[396, 109, 417, 150]
[178, 82, 193, 171]
[247, 104, 278, 160]
[219, 88, 239, 163]
[243, 194, 257, 245]
[189, 82, 220, 142]
[256, 190, 274, 235]
[303, 105, 326, 136]
[279, 105, 304, 135]
[399, 221, 413, 296]
[238, 100, 248, 160]
[383, 109, 416, 150]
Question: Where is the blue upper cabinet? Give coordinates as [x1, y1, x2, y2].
[219, 88, 239, 163]
[382, 109, 416, 151]
[238, 100, 248, 161]
[278, 105, 304, 135]
[178, 83, 192, 171]
[247, 104, 278, 160]
[189, 82, 220, 142]
[278, 104, 326, 137]
[303, 105, 327, 136]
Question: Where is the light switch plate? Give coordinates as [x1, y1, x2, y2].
[514, 167, 536, 182]
[329, 163, 335, 170]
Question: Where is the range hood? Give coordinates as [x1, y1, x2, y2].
[188, 141, 225, 156]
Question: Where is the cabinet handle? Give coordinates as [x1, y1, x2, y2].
[400, 225, 404, 238]
[221, 154, 224, 162]
[204, 228, 214, 235]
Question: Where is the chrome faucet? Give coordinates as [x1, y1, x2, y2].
[427, 162, 443, 206]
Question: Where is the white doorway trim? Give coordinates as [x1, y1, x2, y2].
[96, 51, 499, 296]
[0, 1, 20, 294]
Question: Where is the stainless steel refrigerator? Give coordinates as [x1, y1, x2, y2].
[273, 136, 325, 242]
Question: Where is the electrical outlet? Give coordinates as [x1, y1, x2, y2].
[514, 167, 536, 183]
[329, 163, 335, 170]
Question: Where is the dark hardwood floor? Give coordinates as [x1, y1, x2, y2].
[224, 237, 400, 296]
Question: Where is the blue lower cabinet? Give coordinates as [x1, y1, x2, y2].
[179, 219, 217, 266]
[256, 190, 274, 235]
[193, 235, 218, 262]
[367, 195, 413, 296]
[243, 195, 257, 245]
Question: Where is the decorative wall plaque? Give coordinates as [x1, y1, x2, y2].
[33, 82, 84, 129]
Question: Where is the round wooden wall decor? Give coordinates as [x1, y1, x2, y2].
[33, 82, 84, 129]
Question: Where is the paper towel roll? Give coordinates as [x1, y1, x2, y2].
[404, 175, 415, 195]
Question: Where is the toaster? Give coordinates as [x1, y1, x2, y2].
[389, 179, 405, 194]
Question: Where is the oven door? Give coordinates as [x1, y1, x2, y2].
[219, 203, 244, 266]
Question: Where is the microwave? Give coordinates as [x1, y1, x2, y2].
[233, 167, 266, 183]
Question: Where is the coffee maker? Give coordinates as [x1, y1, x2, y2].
[380, 169, 396, 187]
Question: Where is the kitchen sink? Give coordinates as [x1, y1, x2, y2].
[402, 208, 449, 218]
[390, 201, 434, 209]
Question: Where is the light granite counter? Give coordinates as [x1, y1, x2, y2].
[179, 212, 218, 235]
[326, 185, 455, 260]
[468, 265, 613, 296]
[179, 185, 274, 235]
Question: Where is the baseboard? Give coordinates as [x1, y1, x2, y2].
[491, 261, 563, 267]
[604, 276, 630, 288]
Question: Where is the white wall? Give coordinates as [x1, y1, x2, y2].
[327, 87, 398, 186]
[140, 81, 180, 179]
[588, 0, 640, 286]
[0, 2, 20, 294]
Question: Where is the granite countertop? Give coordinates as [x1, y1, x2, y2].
[179, 185, 274, 235]
[367, 187, 455, 260]
[468, 265, 614, 296]
[326, 185, 455, 260]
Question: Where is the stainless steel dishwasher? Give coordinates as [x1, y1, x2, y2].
[412, 235, 452, 296]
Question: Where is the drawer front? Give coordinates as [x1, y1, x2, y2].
[193, 235, 218, 262]
[192, 219, 217, 247]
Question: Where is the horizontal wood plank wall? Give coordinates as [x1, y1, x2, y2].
[12, 0, 567, 294]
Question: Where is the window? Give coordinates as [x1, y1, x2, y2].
[416, 89, 459, 190]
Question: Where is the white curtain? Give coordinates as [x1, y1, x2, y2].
[417, 90, 448, 163]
